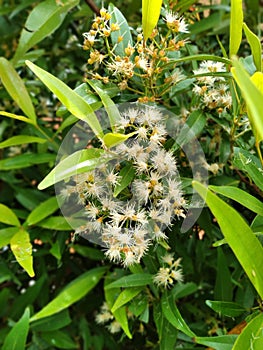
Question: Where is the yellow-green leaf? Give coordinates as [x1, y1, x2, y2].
[0, 111, 36, 125]
[26, 60, 104, 138]
[0, 57, 37, 123]
[0, 204, 20, 227]
[0, 135, 46, 149]
[229, 0, 243, 57]
[231, 59, 263, 142]
[10, 228, 35, 277]
[193, 181, 263, 299]
[233, 312, 263, 349]
[142, 0, 162, 41]
[103, 132, 136, 148]
[243, 22, 262, 72]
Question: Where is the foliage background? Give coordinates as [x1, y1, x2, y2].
[0, 0, 263, 349]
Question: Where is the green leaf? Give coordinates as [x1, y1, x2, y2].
[87, 79, 121, 131]
[105, 286, 132, 339]
[40, 330, 77, 349]
[25, 60, 104, 138]
[233, 151, 263, 192]
[0, 227, 18, 248]
[195, 335, 238, 350]
[161, 291, 196, 338]
[30, 267, 107, 321]
[37, 216, 72, 231]
[243, 23, 262, 72]
[105, 274, 153, 289]
[142, 0, 162, 41]
[31, 309, 71, 332]
[10, 228, 35, 277]
[229, 0, 243, 57]
[232, 312, 263, 350]
[231, 58, 263, 142]
[103, 132, 136, 148]
[192, 181, 263, 300]
[0, 135, 46, 149]
[2, 308, 30, 350]
[0, 111, 35, 125]
[108, 4, 133, 57]
[26, 196, 59, 226]
[153, 303, 178, 350]
[175, 110, 206, 148]
[113, 162, 135, 197]
[0, 57, 36, 123]
[0, 153, 55, 170]
[38, 148, 105, 190]
[214, 248, 232, 301]
[205, 300, 247, 317]
[209, 185, 263, 216]
[12, 0, 79, 65]
[113, 306, 132, 339]
[0, 204, 20, 226]
[111, 287, 143, 313]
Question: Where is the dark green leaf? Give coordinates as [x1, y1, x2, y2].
[0, 153, 55, 170]
[105, 273, 153, 289]
[161, 291, 196, 338]
[195, 335, 238, 349]
[30, 267, 107, 321]
[2, 308, 30, 350]
[206, 300, 247, 317]
[113, 163, 135, 197]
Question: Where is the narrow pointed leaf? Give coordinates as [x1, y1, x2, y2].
[87, 80, 121, 130]
[205, 300, 247, 317]
[161, 291, 196, 338]
[30, 267, 107, 322]
[10, 228, 35, 277]
[0, 111, 35, 125]
[2, 308, 30, 350]
[0, 57, 36, 122]
[111, 287, 143, 313]
[38, 148, 105, 190]
[105, 273, 153, 289]
[231, 59, 263, 142]
[209, 185, 263, 216]
[113, 162, 135, 197]
[142, 0, 162, 41]
[26, 61, 104, 138]
[193, 181, 263, 299]
[12, 0, 79, 65]
[195, 335, 237, 350]
[243, 23, 262, 72]
[0, 204, 20, 226]
[0, 135, 46, 149]
[26, 197, 59, 226]
[229, 0, 243, 56]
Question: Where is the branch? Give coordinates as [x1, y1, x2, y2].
[85, 0, 100, 16]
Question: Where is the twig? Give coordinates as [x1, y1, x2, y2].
[85, 0, 100, 16]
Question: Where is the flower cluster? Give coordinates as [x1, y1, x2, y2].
[95, 302, 121, 334]
[68, 106, 186, 267]
[82, 7, 190, 101]
[153, 253, 183, 288]
[193, 60, 232, 113]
